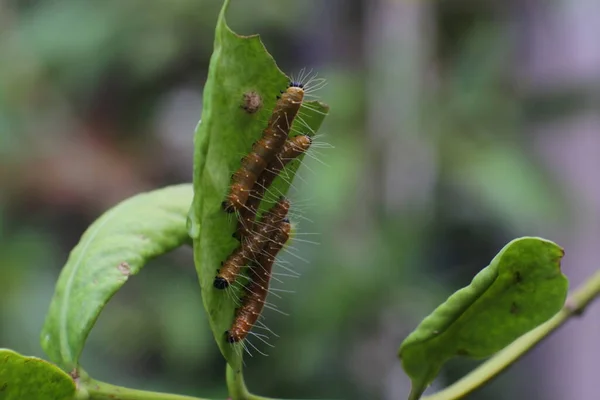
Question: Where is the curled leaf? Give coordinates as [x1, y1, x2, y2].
[399, 237, 568, 397]
[41, 184, 194, 370]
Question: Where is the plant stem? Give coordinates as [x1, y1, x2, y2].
[422, 269, 600, 400]
[224, 364, 337, 400]
[226, 364, 247, 400]
[226, 364, 269, 400]
[84, 378, 211, 400]
[408, 386, 426, 400]
[226, 364, 291, 400]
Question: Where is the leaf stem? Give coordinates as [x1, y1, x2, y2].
[408, 386, 426, 400]
[225, 364, 279, 400]
[84, 378, 211, 400]
[422, 269, 600, 400]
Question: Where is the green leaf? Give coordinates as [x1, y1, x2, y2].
[399, 237, 568, 398]
[0, 348, 75, 400]
[188, 0, 329, 369]
[41, 184, 194, 371]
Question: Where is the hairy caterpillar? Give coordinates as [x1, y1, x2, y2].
[236, 134, 312, 238]
[222, 84, 304, 213]
[214, 197, 290, 289]
[225, 218, 291, 344]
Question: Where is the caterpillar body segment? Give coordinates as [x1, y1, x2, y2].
[214, 197, 290, 289]
[222, 85, 305, 213]
[225, 219, 291, 343]
[237, 134, 312, 238]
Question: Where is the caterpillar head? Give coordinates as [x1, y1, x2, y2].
[221, 201, 235, 214]
[225, 330, 238, 344]
[213, 276, 230, 289]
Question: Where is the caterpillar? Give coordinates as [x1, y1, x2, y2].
[225, 218, 291, 344]
[236, 134, 312, 238]
[214, 196, 290, 289]
[221, 83, 305, 213]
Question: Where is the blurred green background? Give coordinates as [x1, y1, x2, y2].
[2, 1, 600, 399]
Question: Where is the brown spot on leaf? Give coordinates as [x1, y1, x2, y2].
[510, 302, 519, 314]
[117, 262, 131, 276]
[456, 349, 470, 356]
[242, 91, 262, 114]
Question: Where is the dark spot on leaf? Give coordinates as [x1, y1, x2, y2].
[514, 271, 522, 283]
[69, 368, 79, 380]
[510, 302, 519, 314]
[1, 383, 8, 391]
[456, 349, 470, 356]
[242, 91, 262, 114]
[117, 262, 131, 276]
